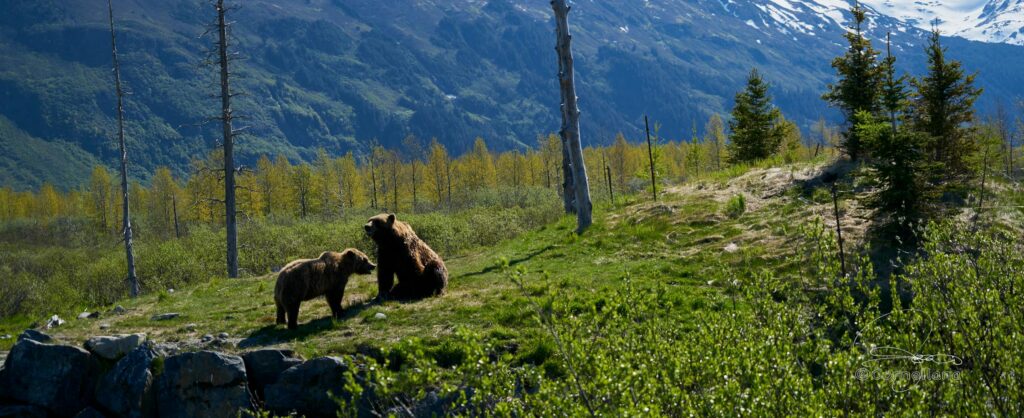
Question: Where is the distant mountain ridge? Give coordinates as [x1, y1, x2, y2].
[861, 0, 1024, 45]
[1, 0, 1022, 190]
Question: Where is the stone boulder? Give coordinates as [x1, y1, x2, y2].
[94, 344, 157, 418]
[264, 357, 373, 418]
[72, 407, 107, 418]
[85, 334, 146, 361]
[154, 351, 254, 418]
[240, 349, 303, 402]
[0, 404, 49, 418]
[0, 339, 98, 417]
[16, 330, 51, 344]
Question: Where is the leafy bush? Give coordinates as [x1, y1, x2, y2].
[341, 221, 1023, 416]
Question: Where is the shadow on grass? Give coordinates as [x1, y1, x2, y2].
[462, 244, 554, 278]
[238, 300, 376, 348]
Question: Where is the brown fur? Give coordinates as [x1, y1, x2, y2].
[364, 213, 449, 300]
[274, 249, 375, 329]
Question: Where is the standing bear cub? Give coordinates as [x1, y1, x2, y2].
[364, 213, 448, 300]
[275, 249, 376, 329]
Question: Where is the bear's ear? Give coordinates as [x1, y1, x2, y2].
[386, 213, 396, 225]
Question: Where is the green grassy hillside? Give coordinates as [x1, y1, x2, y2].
[2, 159, 1022, 415]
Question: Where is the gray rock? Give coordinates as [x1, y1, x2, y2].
[264, 357, 370, 418]
[0, 339, 98, 417]
[45, 315, 64, 329]
[76, 312, 99, 320]
[241, 350, 303, 401]
[0, 404, 49, 418]
[112, 305, 127, 314]
[0, 334, 10, 340]
[155, 351, 254, 418]
[94, 343, 157, 418]
[99, 324, 111, 331]
[16, 330, 51, 344]
[150, 313, 179, 321]
[152, 343, 180, 357]
[84, 334, 146, 361]
[183, 323, 197, 332]
[71, 407, 107, 418]
[217, 332, 229, 339]
[200, 334, 214, 343]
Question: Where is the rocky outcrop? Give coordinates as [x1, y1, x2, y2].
[16, 330, 52, 344]
[0, 331, 396, 418]
[264, 357, 372, 418]
[0, 403, 49, 418]
[0, 339, 99, 417]
[94, 344, 157, 418]
[84, 334, 146, 361]
[241, 349, 303, 402]
[154, 351, 255, 418]
[71, 407, 107, 418]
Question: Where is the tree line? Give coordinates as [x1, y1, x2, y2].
[721, 5, 1021, 244]
[0, 125, 834, 231]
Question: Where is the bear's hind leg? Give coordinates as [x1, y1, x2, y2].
[389, 281, 415, 300]
[276, 301, 286, 325]
[419, 263, 448, 297]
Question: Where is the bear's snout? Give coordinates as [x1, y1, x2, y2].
[364, 223, 374, 236]
[359, 260, 376, 274]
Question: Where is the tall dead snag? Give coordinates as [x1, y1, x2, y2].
[215, 0, 238, 278]
[552, 0, 592, 233]
[823, 172, 846, 277]
[107, 0, 139, 297]
[644, 115, 657, 201]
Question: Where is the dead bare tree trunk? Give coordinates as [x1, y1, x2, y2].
[644, 115, 657, 201]
[561, 140, 575, 214]
[215, 0, 238, 278]
[108, 0, 139, 297]
[824, 173, 846, 277]
[552, 0, 592, 233]
[172, 194, 181, 239]
[368, 154, 379, 209]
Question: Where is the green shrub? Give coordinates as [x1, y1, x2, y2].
[725, 194, 746, 218]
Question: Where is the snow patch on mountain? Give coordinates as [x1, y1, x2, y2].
[860, 0, 1024, 45]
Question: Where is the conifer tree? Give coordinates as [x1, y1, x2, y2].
[909, 29, 983, 178]
[728, 68, 784, 163]
[860, 36, 934, 242]
[823, 4, 884, 161]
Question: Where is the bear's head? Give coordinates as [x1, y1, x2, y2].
[364, 213, 397, 241]
[341, 248, 376, 275]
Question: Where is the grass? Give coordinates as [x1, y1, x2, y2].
[0, 166, 825, 355]
[3, 160, 1023, 415]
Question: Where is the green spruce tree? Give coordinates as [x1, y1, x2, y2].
[823, 4, 884, 161]
[728, 68, 784, 163]
[909, 28, 983, 179]
[861, 35, 935, 243]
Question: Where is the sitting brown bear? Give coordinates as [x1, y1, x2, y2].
[364, 213, 448, 300]
[274, 249, 376, 329]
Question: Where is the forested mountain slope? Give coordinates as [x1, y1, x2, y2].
[2, 0, 1024, 189]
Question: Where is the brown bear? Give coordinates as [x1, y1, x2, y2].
[364, 213, 448, 300]
[274, 248, 376, 329]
